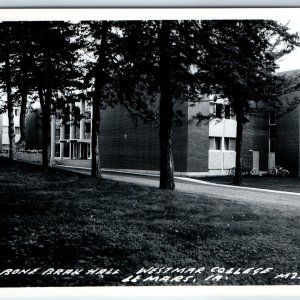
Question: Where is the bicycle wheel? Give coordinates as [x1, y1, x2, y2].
[250, 168, 257, 175]
[268, 168, 276, 176]
[280, 169, 289, 177]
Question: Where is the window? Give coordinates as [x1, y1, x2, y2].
[225, 105, 231, 119]
[270, 126, 276, 139]
[64, 124, 70, 139]
[210, 137, 221, 150]
[85, 122, 91, 133]
[215, 104, 222, 118]
[15, 127, 20, 134]
[270, 139, 276, 153]
[75, 125, 80, 139]
[14, 109, 20, 117]
[55, 128, 60, 141]
[55, 143, 60, 157]
[2, 126, 8, 134]
[270, 112, 276, 125]
[224, 138, 236, 151]
[64, 143, 70, 157]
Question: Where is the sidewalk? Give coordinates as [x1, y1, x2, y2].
[54, 165, 300, 212]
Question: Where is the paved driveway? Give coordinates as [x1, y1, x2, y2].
[102, 172, 300, 213]
[54, 166, 300, 212]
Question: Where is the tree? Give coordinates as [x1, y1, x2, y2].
[197, 20, 300, 184]
[14, 23, 34, 150]
[28, 21, 81, 168]
[119, 20, 204, 190]
[0, 23, 19, 159]
[82, 21, 127, 178]
[87, 21, 111, 178]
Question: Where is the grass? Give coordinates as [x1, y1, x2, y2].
[0, 158, 300, 286]
[197, 175, 300, 193]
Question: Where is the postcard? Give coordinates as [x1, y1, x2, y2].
[0, 7, 299, 299]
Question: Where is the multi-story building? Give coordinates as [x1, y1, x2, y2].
[0, 108, 43, 152]
[275, 91, 300, 177]
[50, 100, 92, 168]
[0, 108, 21, 151]
[50, 97, 271, 176]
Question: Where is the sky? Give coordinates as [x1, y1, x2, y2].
[275, 17, 300, 72]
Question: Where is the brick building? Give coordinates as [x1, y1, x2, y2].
[51, 97, 272, 176]
[275, 91, 300, 177]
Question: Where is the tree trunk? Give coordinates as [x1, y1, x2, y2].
[159, 21, 175, 190]
[16, 47, 29, 150]
[233, 107, 244, 185]
[38, 87, 50, 168]
[17, 92, 27, 149]
[4, 44, 16, 160]
[41, 110, 50, 168]
[91, 93, 101, 178]
[91, 21, 110, 178]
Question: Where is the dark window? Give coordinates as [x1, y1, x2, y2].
[224, 138, 236, 151]
[270, 112, 276, 125]
[270, 139, 276, 153]
[14, 109, 19, 117]
[85, 122, 91, 133]
[215, 104, 222, 118]
[270, 126, 276, 139]
[225, 105, 231, 119]
[55, 143, 60, 157]
[15, 127, 20, 134]
[64, 143, 70, 157]
[210, 137, 221, 150]
[64, 124, 70, 139]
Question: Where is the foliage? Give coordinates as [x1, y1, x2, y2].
[195, 20, 300, 184]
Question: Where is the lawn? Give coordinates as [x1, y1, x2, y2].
[197, 175, 300, 193]
[0, 158, 300, 287]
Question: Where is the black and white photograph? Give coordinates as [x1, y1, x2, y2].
[0, 8, 299, 294]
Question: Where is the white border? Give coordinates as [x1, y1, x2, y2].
[0, 7, 300, 298]
[0, 8, 298, 21]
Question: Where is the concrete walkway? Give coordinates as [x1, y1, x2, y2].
[54, 165, 300, 212]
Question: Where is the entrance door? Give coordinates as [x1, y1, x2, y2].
[253, 151, 259, 174]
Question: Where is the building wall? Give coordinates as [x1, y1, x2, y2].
[0, 108, 21, 150]
[276, 105, 300, 176]
[187, 102, 209, 172]
[100, 103, 189, 172]
[241, 114, 269, 173]
[99, 101, 270, 175]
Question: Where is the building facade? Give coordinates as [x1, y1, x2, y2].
[50, 98, 272, 176]
[276, 92, 300, 177]
[0, 108, 21, 151]
[0, 108, 43, 152]
[50, 100, 92, 168]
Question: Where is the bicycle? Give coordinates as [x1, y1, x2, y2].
[229, 166, 257, 177]
[267, 166, 289, 177]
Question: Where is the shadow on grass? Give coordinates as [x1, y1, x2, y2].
[0, 158, 299, 286]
